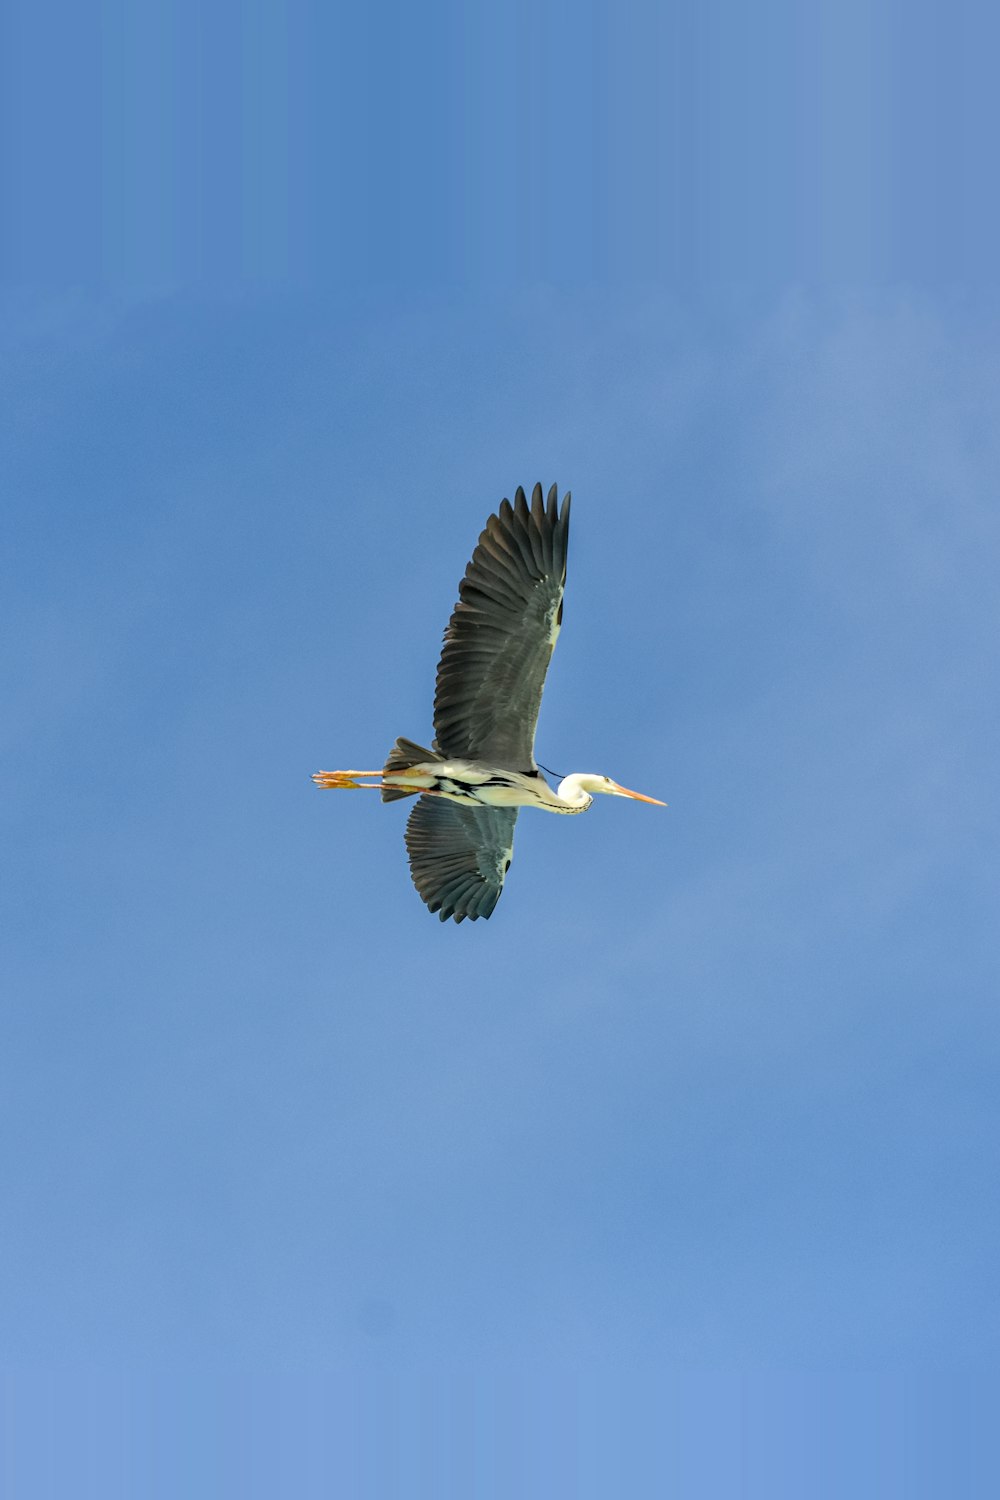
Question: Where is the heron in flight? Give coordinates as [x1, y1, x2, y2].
[313, 483, 665, 921]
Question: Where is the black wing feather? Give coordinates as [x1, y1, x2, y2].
[433, 483, 570, 771]
[404, 797, 518, 923]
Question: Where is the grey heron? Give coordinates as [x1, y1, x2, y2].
[313, 483, 665, 921]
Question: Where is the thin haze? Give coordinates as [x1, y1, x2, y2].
[3, 1, 1000, 1495]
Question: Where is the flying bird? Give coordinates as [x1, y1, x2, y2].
[313, 483, 664, 922]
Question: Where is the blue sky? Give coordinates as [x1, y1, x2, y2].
[3, 1, 1000, 1495]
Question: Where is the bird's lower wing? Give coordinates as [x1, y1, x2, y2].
[404, 797, 519, 923]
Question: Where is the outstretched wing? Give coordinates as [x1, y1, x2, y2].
[433, 483, 571, 771]
[404, 796, 519, 923]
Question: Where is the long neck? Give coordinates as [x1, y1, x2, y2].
[552, 774, 595, 812]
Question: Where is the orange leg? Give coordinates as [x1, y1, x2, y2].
[311, 770, 441, 793]
[311, 770, 384, 789]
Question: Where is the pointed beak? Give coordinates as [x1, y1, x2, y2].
[613, 782, 667, 806]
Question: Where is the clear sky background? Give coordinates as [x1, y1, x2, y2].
[3, 2, 999, 1496]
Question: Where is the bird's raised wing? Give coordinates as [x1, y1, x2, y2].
[404, 796, 519, 923]
[433, 483, 570, 771]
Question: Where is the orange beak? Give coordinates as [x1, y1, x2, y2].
[613, 782, 667, 806]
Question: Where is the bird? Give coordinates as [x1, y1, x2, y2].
[312, 483, 665, 922]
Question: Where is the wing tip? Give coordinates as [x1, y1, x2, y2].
[493, 483, 569, 540]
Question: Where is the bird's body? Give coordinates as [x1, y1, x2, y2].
[320, 753, 601, 813]
[313, 484, 664, 921]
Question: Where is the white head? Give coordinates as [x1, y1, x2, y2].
[556, 772, 667, 809]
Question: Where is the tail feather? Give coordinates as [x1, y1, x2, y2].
[381, 737, 441, 802]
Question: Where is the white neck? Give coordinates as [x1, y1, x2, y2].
[553, 773, 597, 811]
